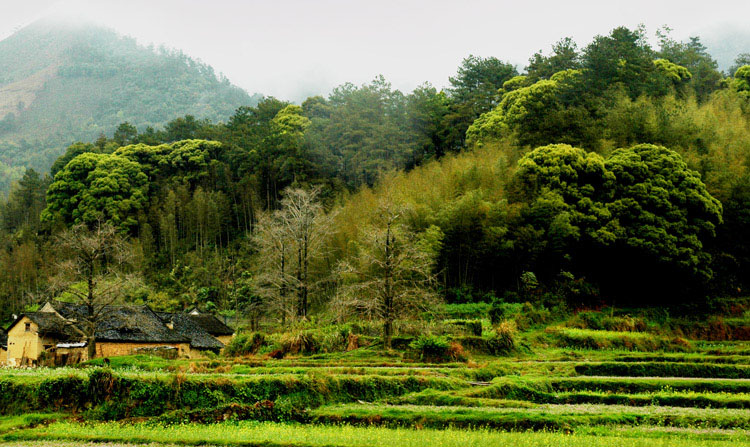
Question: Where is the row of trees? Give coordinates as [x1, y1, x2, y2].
[2, 25, 750, 328]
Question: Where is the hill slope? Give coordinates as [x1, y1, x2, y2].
[0, 18, 260, 192]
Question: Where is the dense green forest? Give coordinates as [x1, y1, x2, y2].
[0, 19, 259, 193]
[2, 25, 750, 328]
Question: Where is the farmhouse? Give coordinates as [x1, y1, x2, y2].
[5, 311, 84, 366]
[4, 301, 234, 366]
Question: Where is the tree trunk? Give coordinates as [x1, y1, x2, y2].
[383, 220, 394, 350]
[87, 335, 96, 360]
[383, 319, 393, 350]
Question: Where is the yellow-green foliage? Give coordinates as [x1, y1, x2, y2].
[653, 59, 692, 84]
[328, 143, 513, 259]
[466, 69, 582, 147]
[733, 65, 750, 92]
[602, 91, 750, 201]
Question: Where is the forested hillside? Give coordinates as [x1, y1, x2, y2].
[0, 19, 259, 193]
[1, 25, 750, 328]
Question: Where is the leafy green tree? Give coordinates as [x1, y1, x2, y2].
[656, 30, 721, 101]
[512, 143, 722, 303]
[443, 56, 518, 150]
[652, 59, 692, 97]
[42, 153, 148, 230]
[466, 70, 594, 148]
[582, 26, 655, 98]
[604, 144, 723, 281]
[113, 122, 138, 147]
[733, 65, 750, 94]
[729, 54, 750, 77]
[50, 142, 98, 177]
[526, 37, 581, 81]
[514, 144, 617, 256]
[1, 169, 48, 233]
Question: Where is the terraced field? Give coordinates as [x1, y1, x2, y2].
[1, 339, 749, 446]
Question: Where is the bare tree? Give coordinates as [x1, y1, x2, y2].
[252, 211, 296, 322]
[252, 187, 331, 321]
[51, 221, 140, 360]
[334, 201, 441, 349]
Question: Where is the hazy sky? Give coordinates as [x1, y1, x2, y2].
[2, 0, 750, 102]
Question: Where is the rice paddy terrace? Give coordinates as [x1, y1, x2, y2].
[1, 336, 750, 447]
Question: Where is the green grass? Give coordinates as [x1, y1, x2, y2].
[310, 402, 750, 430]
[575, 362, 750, 378]
[0, 414, 64, 434]
[5, 420, 748, 447]
[544, 328, 690, 351]
[547, 376, 750, 394]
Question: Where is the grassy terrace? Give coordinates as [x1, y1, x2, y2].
[1, 322, 749, 447]
[5, 420, 750, 447]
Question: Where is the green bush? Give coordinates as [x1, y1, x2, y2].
[0, 370, 460, 419]
[489, 301, 550, 329]
[224, 333, 267, 357]
[409, 335, 451, 362]
[485, 321, 517, 355]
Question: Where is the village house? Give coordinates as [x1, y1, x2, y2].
[4, 301, 234, 366]
[5, 311, 84, 366]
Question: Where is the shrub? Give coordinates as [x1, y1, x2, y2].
[409, 335, 451, 362]
[280, 330, 319, 355]
[486, 320, 517, 355]
[446, 342, 468, 362]
[489, 301, 550, 329]
[224, 333, 267, 357]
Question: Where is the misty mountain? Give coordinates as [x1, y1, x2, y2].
[700, 25, 750, 73]
[0, 18, 260, 193]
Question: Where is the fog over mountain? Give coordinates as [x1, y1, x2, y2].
[0, 19, 259, 191]
[4, 0, 750, 102]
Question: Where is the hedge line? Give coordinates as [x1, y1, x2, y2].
[0, 369, 460, 419]
[574, 362, 750, 378]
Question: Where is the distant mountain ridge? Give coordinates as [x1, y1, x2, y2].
[0, 18, 260, 193]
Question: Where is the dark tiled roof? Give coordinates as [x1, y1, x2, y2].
[188, 314, 234, 336]
[49, 301, 88, 320]
[95, 306, 189, 343]
[156, 313, 224, 351]
[15, 313, 83, 341]
[45, 301, 189, 344]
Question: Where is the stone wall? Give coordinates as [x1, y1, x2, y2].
[0, 348, 6, 365]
